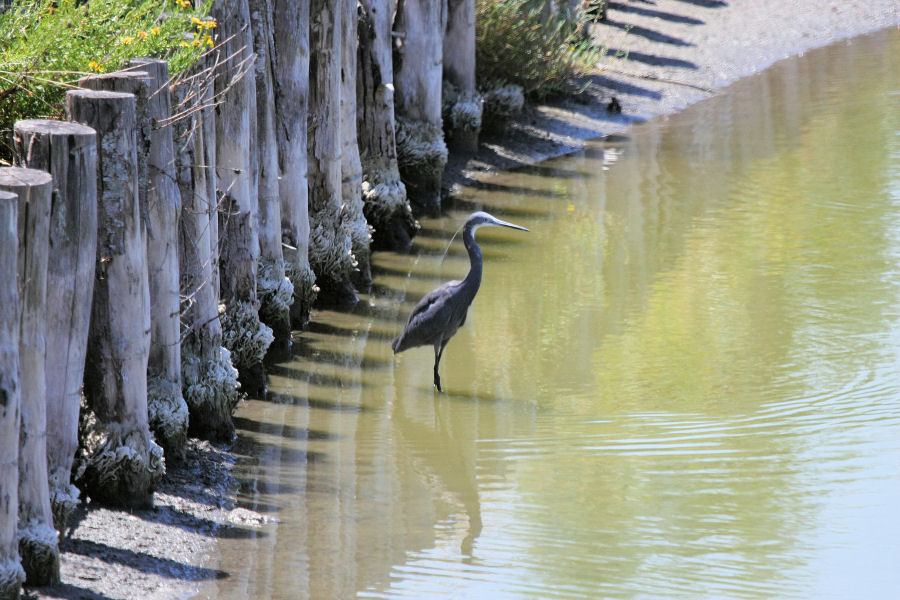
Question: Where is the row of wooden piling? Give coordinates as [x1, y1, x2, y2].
[0, 0, 513, 595]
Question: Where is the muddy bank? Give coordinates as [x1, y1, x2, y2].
[25, 2, 900, 599]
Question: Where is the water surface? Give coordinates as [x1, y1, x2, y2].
[196, 27, 900, 599]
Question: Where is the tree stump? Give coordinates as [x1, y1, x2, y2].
[0, 189, 24, 600]
[272, 0, 317, 329]
[66, 89, 164, 509]
[81, 67, 190, 457]
[213, 0, 274, 397]
[393, 0, 448, 217]
[340, 0, 373, 290]
[309, 0, 358, 306]
[443, 0, 482, 153]
[12, 119, 97, 532]
[357, 0, 418, 252]
[171, 64, 240, 443]
[0, 167, 59, 585]
[250, 0, 294, 349]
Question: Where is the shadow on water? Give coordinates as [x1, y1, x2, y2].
[233, 415, 338, 441]
[262, 391, 373, 414]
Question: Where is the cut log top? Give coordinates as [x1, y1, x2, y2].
[14, 119, 96, 137]
[79, 70, 151, 89]
[67, 89, 136, 101]
[0, 166, 53, 190]
[0, 189, 16, 204]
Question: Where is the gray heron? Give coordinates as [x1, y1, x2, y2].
[392, 211, 529, 392]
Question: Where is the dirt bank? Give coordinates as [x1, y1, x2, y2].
[26, 2, 900, 599]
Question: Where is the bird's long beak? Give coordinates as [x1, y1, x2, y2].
[492, 217, 529, 232]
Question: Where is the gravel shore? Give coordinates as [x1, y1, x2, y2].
[26, 2, 900, 599]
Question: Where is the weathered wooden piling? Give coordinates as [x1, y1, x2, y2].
[309, 0, 358, 306]
[443, 0, 482, 152]
[171, 64, 241, 443]
[272, 0, 317, 329]
[213, 0, 274, 396]
[79, 68, 191, 457]
[393, 0, 448, 217]
[131, 57, 192, 459]
[0, 190, 23, 600]
[0, 167, 59, 585]
[12, 119, 97, 532]
[340, 0, 373, 290]
[357, 0, 418, 251]
[67, 89, 164, 509]
[250, 0, 294, 348]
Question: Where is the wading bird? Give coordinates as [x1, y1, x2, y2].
[392, 211, 529, 392]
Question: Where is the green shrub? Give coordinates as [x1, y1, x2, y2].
[0, 0, 214, 163]
[475, 0, 600, 101]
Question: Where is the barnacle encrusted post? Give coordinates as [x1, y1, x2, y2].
[131, 57, 192, 459]
[480, 83, 524, 134]
[357, 0, 419, 251]
[12, 119, 98, 533]
[67, 89, 164, 509]
[0, 189, 23, 600]
[171, 61, 242, 442]
[308, 0, 359, 306]
[393, 0, 448, 217]
[272, 0, 318, 329]
[0, 167, 59, 585]
[442, 0, 483, 152]
[340, 0, 373, 290]
[250, 0, 294, 346]
[213, 0, 274, 395]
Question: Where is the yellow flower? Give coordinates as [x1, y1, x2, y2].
[179, 40, 191, 47]
[88, 60, 103, 72]
[192, 38, 202, 47]
[203, 19, 216, 29]
[204, 34, 214, 47]
[137, 30, 148, 39]
[191, 16, 203, 26]
[150, 27, 160, 35]
[120, 36, 134, 45]
[176, 0, 191, 7]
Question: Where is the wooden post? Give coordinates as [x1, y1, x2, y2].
[171, 64, 241, 442]
[272, 0, 317, 329]
[0, 167, 59, 585]
[250, 0, 294, 348]
[213, 0, 274, 396]
[443, 0, 482, 152]
[80, 67, 190, 457]
[393, 0, 448, 217]
[67, 89, 164, 509]
[357, 0, 418, 252]
[309, 0, 358, 306]
[340, 0, 373, 290]
[12, 119, 97, 532]
[132, 58, 192, 459]
[0, 190, 23, 600]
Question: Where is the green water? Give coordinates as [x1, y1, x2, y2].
[196, 27, 900, 599]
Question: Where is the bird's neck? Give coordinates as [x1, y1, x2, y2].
[461, 224, 483, 293]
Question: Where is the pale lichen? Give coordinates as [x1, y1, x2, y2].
[220, 299, 274, 372]
[147, 375, 189, 458]
[0, 557, 25, 600]
[257, 258, 294, 325]
[17, 518, 59, 586]
[182, 345, 241, 441]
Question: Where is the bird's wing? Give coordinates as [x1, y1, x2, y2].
[392, 280, 460, 352]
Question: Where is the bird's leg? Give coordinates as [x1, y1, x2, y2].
[433, 341, 445, 393]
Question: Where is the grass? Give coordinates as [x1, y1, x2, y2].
[0, 0, 214, 163]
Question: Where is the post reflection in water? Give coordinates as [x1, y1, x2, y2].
[195, 27, 900, 600]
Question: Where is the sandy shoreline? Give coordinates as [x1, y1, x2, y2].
[26, 2, 900, 599]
